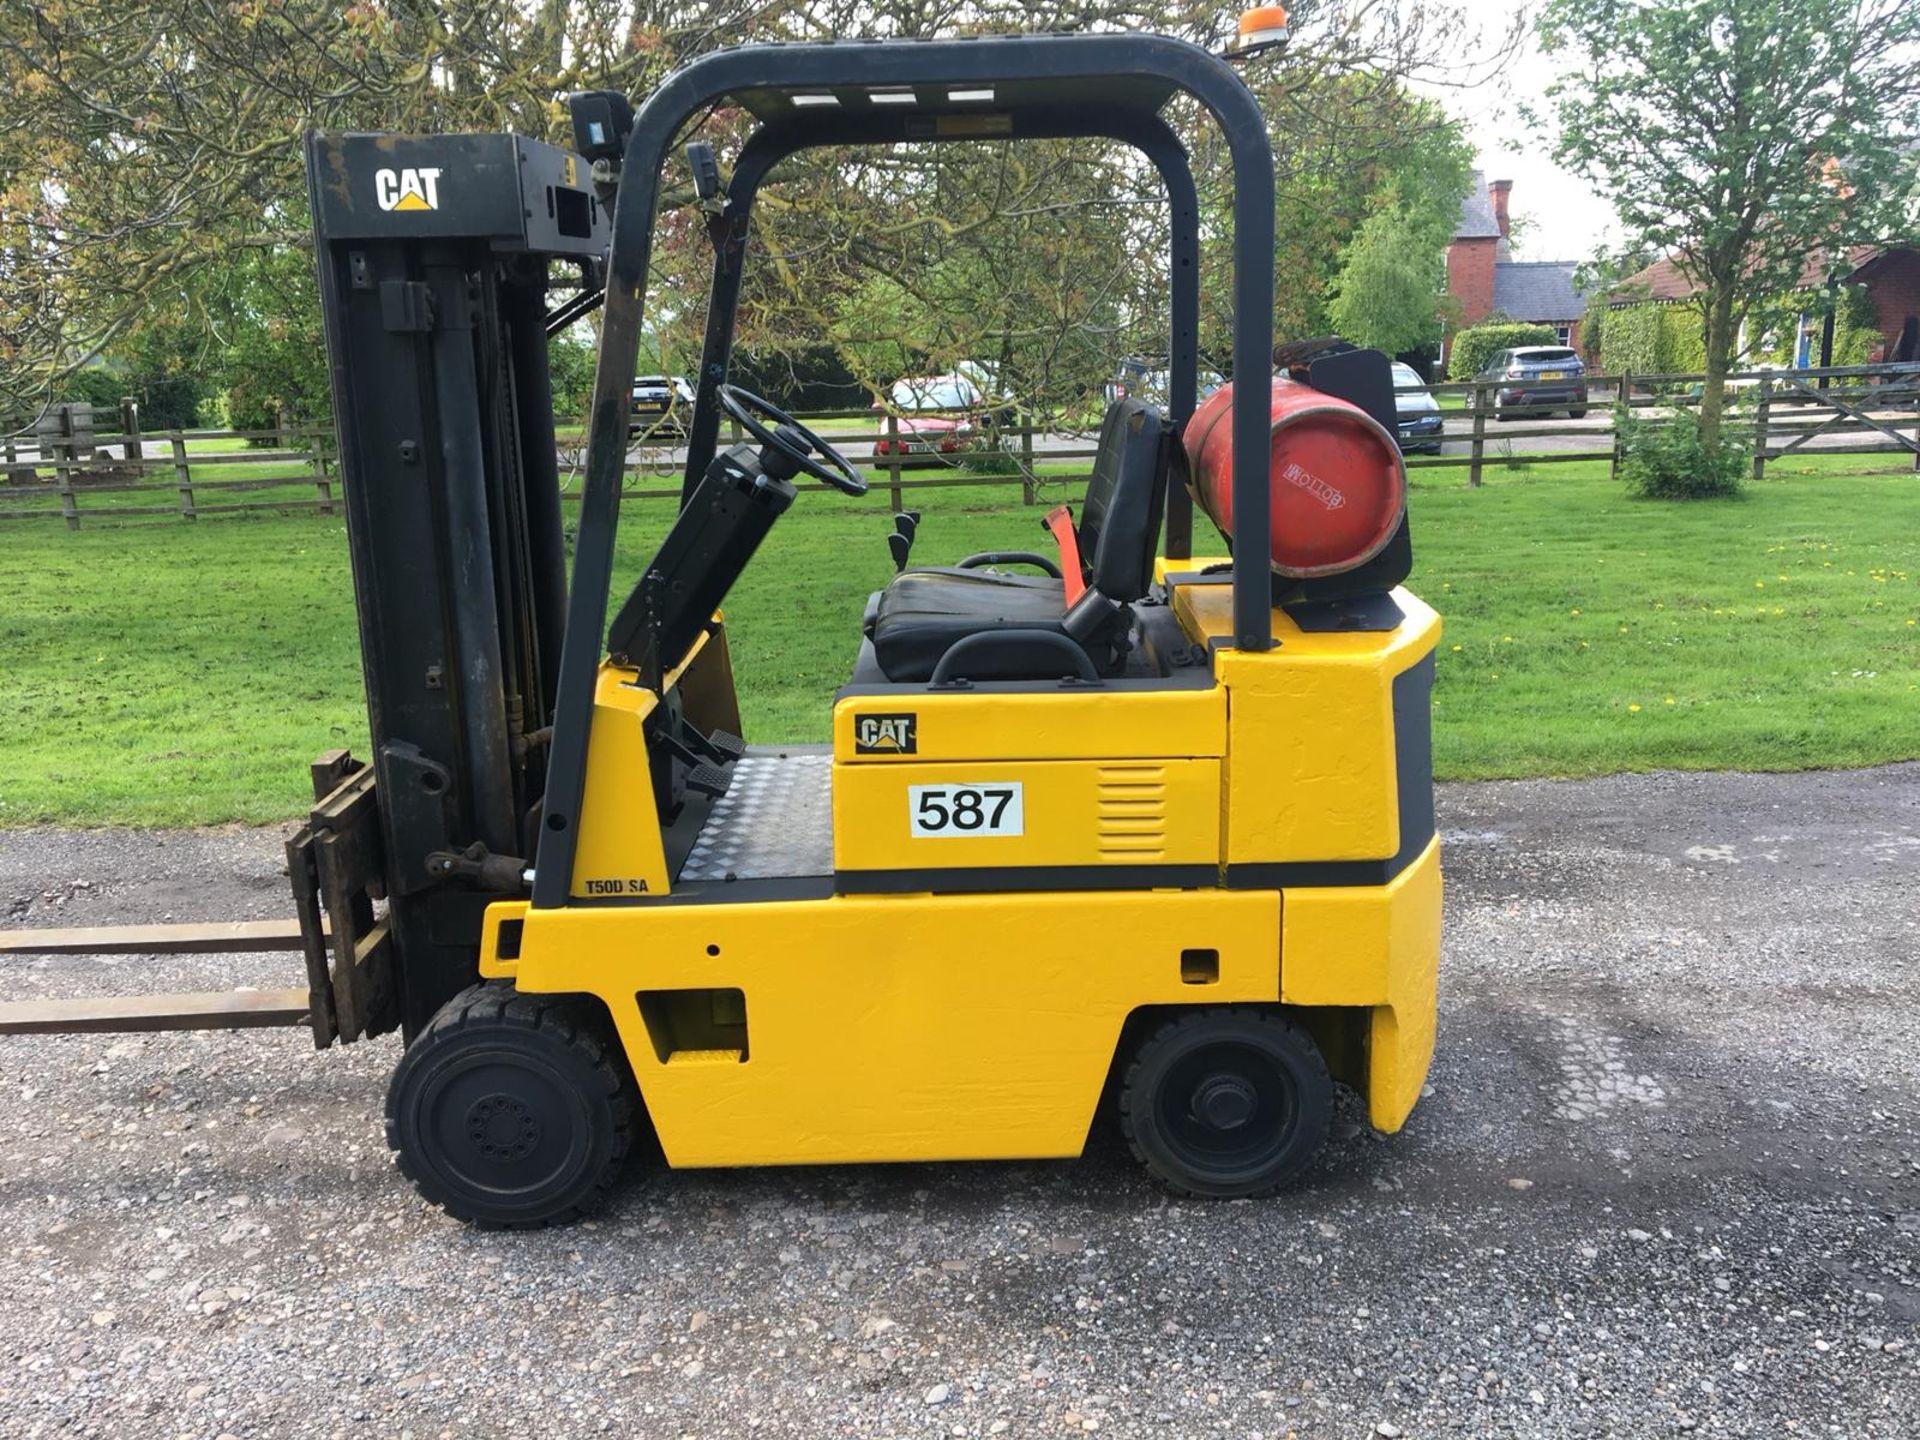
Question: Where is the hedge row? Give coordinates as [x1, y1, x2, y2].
[1598, 303, 1706, 376]
[1601, 286, 1881, 376]
[1444, 322, 1560, 380]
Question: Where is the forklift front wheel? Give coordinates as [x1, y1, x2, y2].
[386, 983, 640, 1227]
[1119, 1009, 1332, 1199]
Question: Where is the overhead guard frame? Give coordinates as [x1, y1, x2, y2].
[606, 105, 1204, 667]
[673, 104, 1204, 557]
[535, 34, 1277, 912]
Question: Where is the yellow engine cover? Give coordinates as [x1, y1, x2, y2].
[832, 757, 1222, 873]
[831, 683, 1226, 880]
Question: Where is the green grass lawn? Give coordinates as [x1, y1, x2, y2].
[2, 454, 1916, 827]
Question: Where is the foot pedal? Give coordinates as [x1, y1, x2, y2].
[704, 729, 746, 763]
[668, 719, 744, 766]
[686, 761, 732, 798]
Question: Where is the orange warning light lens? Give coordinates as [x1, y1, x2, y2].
[1229, 4, 1291, 57]
[1238, 4, 1289, 36]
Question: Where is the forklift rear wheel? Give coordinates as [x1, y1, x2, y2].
[1119, 1009, 1331, 1199]
[386, 982, 639, 1228]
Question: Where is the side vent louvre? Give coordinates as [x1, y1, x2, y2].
[1096, 764, 1168, 860]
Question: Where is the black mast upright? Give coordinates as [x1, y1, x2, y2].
[305, 131, 608, 1037]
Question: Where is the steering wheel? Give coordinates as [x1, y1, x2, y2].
[714, 385, 868, 496]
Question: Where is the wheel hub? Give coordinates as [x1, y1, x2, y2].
[1191, 1072, 1257, 1131]
[466, 1092, 541, 1163]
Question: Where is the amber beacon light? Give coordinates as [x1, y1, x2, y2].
[1228, 4, 1291, 59]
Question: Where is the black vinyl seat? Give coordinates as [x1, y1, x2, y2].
[868, 399, 1170, 682]
[865, 569, 1094, 681]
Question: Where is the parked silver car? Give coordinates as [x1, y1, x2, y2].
[629, 375, 696, 437]
[1477, 346, 1589, 420]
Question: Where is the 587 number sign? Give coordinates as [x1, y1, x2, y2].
[908, 782, 1024, 837]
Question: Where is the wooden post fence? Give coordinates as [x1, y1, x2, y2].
[119, 397, 141, 466]
[1609, 371, 1631, 482]
[1467, 381, 1487, 488]
[57, 466, 79, 530]
[9, 369, 1920, 528]
[310, 445, 334, 516]
[884, 412, 904, 512]
[56, 405, 80, 530]
[1019, 416, 1036, 506]
[170, 432, 196, 519]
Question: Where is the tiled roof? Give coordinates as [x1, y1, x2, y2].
[1610, 253, 1695, 302]
[1455, 170, 1502, 240]
[1611, 244, 1887, 303]
[1492, 261, 1587, 322]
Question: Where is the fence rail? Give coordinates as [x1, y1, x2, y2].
[7, 364, 1917, 526]
[1, 416, 341, 527]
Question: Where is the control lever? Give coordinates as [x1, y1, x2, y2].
[888, 510, 922, 572]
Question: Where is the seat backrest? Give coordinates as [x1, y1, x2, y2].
[1078, 397, 1169, 603]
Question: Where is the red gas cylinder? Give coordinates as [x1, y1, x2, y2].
[1181, 377, 1406, 578]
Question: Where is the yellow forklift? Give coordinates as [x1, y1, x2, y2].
[0, 26, 1441, 1226]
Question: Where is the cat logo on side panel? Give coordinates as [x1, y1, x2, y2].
[375, 167, 443, 212]
[854, 713, 917, 755]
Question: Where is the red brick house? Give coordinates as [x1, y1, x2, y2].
[1443, 173, 1589, 365]
[1610, 244, 1920, 364]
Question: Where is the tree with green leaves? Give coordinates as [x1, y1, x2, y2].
[1188, 65, 1480, 368]
[2, 0, 1505, 426]
[1534, 0, 1920, 450]
[1327, 208, 1448, 358]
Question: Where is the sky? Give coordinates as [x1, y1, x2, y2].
[1408, 0, 1621, 261]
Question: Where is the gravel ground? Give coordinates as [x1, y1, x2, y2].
[2, 765, 1917, 1439]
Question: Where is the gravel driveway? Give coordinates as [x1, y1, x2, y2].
[2, 765, 1917, 1439]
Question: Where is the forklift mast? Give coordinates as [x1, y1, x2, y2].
[301, 132, 608, 1041]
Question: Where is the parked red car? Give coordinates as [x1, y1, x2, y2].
[872, 374, 983, 465]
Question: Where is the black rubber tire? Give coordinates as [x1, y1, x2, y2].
[1119, 1008, 1331, 1199]
[385, 982, 639, 1228]
[1569, 408, 1588, 420]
